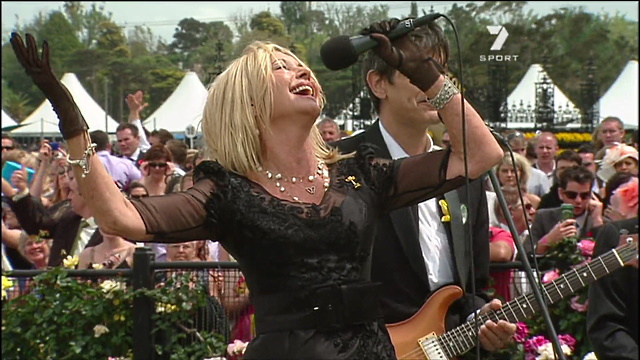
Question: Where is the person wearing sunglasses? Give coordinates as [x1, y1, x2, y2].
[126, 181, 150, 200]
[531, 166, 604, 255]
[1, 134, 17, 154]
[537, 149, 584, 211]
[139, 144, 175, 196]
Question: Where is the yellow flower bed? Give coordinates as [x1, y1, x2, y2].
[524, 132, 592, 143]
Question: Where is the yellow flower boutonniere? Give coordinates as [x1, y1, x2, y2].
[345, 176, 361, 189]
[62, 255, 79, 269]
[438, 199, 451, 222]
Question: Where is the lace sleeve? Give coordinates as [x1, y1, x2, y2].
[130, 179, 215, 242]
[365, 147, 467, 212]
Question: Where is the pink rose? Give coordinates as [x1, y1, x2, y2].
[570, 296, 589, 312]
[524, 335, 550, 354]
[542, 269, 560, 283]
[227, 339, 248, 357]
[558, 334, 576, 350]
[577, 239, 595, 257]
[514, 322, 529, 343]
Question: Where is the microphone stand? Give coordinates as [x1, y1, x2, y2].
[488, 168, 567, 360]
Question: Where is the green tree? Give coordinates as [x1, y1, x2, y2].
[235, 12, 292, 57]
[127, 25, 159, 57]
[250, 11, 286, 36]
[1, 85, 34, 122]
[37, 11, 83, 71]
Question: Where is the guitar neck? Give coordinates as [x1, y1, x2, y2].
[433, 243, 637, 359]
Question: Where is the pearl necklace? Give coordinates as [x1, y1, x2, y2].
[257, 160, 330, 202]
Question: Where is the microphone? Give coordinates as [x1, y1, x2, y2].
[321, 13, 443, 71]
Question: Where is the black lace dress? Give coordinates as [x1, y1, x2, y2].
[132, 145, 466, 359]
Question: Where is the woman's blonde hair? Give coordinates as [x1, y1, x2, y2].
[201, 41, 345, 176]
[495, 152, 531, 186]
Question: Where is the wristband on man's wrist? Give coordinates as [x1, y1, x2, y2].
[427, 77, 460, 110]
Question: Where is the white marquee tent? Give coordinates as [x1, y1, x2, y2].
[2, 110, 18, 128]
[143, 71, 208, 133]
[11, 73, 119, 136]
[505, 64, 580, 128]
[598, 60, 638, 129]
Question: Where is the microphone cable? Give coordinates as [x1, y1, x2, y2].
[436, 13, 481, 360]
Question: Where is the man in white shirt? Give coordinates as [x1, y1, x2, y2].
[116, 91, 151, 166]
[335, 17, 515, 353]
[532, 132, 558, 189]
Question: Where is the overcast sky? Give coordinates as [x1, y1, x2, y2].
[2, 1, 638, 43]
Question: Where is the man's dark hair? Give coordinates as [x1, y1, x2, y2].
[577, 143, 596, 155]
[558, 165, 594, 189]
[150, 129, 174, 145]
[361, 17, 450, 114]
[89, 130, 110, 151]
[165, 139, 188, 168]
[555, 149, 582, 165]
[116, 123, 139, 137]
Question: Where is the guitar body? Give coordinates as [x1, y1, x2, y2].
[386, 285, 464, 360]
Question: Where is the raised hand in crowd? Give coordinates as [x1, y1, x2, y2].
[9, 166, 28, 195]
[587, 192, 604, 227]
[126, 90, 149, 122]
[29, 140, 53, 200]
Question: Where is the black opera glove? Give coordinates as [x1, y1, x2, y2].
[360, 18, 446, 92]
[10, 33, 89, 140]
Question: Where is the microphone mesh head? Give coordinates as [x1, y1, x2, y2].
[320, 35, 360, 71]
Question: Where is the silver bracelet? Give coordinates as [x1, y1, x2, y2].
[67, 143, 97, 178]
[427, 77, 460, 110]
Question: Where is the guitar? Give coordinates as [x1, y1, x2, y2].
[386, 236, 638, 360]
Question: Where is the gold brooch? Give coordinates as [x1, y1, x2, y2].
[438, 199, 451, 222]
[345, 176, 361, 189]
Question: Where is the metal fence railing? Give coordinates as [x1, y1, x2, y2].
[2, 247, 551, 359]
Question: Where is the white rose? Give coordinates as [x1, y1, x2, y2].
[93, 324, 110, 338]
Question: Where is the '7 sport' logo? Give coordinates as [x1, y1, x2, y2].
[479, 25, 518, 62]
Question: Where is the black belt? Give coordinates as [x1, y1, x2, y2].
[252, 281, 382, 334]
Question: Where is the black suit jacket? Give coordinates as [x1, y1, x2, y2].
[586, 218, 638, 360]
[335, 120, 490, 327]
[9, 197, 102, 267]
[530, 207, 596, 251]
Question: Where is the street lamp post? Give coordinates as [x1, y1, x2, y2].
[580, 57, 599, 133]
[487, 62, 508, 131]
[208, 40, 226, 84]
[535, 58, 555, 130]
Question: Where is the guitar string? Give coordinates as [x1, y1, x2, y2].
[398, 245, 635, 360]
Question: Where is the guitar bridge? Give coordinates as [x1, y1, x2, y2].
[418, 332, 449, 360]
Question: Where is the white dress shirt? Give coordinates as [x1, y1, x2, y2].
[379, 122, 455, 290]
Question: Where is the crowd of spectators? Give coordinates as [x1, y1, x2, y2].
[2, 107, 637, 356]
